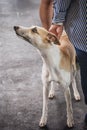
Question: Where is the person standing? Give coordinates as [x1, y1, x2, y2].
[39, 0, 87, 125]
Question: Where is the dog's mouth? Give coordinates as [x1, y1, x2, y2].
[23, 36, 32, 43]
[15, 30, 32, 44]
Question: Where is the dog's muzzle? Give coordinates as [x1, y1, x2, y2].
[14, 26, 20, 36]
[14, 26, 19, 31]
[14, 26, 32, 43]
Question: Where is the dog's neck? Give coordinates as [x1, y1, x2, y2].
[38, 44, 61, 82]
[39, 44, 61, 71]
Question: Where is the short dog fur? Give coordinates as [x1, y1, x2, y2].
[14, 26, 80, 128]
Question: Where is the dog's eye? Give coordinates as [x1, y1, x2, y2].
[32, 27, 38, 34]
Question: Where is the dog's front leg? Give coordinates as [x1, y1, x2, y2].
[72, 76, 80, 101]
[64, 87, 74, 128]
[39, 65, 50, 127]
[39, 81, 50, 127]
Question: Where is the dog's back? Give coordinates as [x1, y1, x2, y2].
[59, 31, 76, 71]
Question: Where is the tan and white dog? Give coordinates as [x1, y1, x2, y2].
[14, 26, 80, 128]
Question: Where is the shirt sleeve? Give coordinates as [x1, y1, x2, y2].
[52, 0, 72, 24]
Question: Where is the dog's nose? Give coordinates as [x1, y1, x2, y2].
[14, 26, 19, 31]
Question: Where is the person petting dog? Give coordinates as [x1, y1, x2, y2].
[39, 0, 87, 125]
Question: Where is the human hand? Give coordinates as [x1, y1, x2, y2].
[49, 24, 63, 39]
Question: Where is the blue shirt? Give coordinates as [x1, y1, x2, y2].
[52, 0, 87, 52]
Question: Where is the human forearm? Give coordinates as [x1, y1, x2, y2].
[39, 0, 53, 30]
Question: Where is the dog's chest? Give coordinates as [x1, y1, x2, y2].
[43, 47, 61, 81]
[49, 66, 70, 85]
[49, 66, 61, 82]
[41, 45, 71, 84]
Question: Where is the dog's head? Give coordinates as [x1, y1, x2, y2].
[14, 26, 60, 49]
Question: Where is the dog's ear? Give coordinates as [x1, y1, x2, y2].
[47, 33, 60, 45]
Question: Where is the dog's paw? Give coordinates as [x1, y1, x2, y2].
[67, 116, 74, 128]
[39, 117, 47, 128]
[39, 122, 46, 128]
[74, 93, 81, 101]
[48, 91, 55, 99]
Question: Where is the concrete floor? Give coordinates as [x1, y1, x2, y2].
[0, 0, 87, 130]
